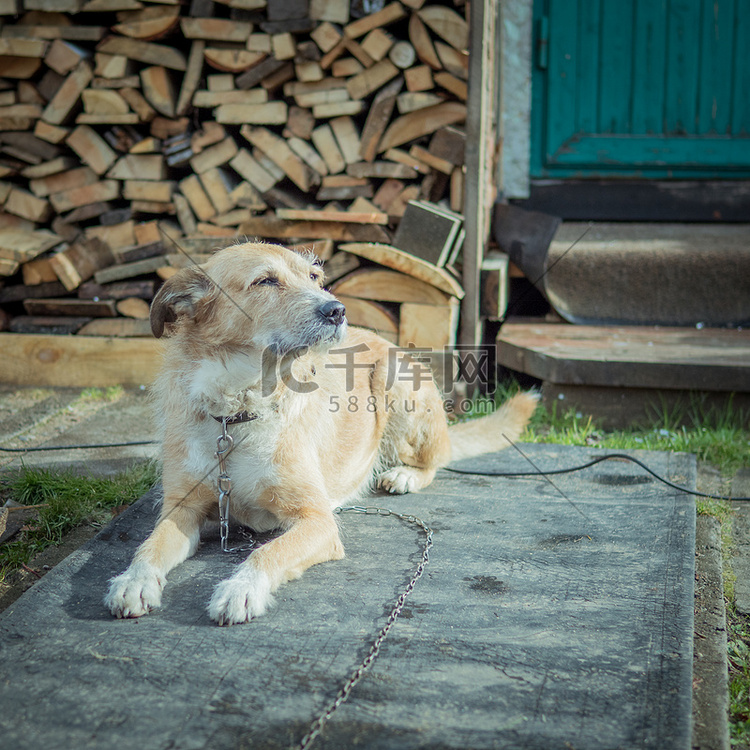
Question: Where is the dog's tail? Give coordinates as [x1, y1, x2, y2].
[448, 391, 540, 461]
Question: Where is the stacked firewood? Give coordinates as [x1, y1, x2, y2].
[0, 0, 480, 349]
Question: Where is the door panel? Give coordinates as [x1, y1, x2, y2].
[532, 0, 750, 178]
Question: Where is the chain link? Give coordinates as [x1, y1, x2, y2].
[214, 419, 254, 554]
[293, 505, 434, 750]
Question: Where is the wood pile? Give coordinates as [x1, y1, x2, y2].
[0, 0, 486, 352]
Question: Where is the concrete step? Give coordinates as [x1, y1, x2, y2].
[527, 222, 750, 327]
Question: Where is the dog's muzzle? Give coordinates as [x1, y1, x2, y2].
[319, 300, 346, 327]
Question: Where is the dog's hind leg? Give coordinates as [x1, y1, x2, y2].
[105, 480, 215, 618]
[375, 368, 452, 495]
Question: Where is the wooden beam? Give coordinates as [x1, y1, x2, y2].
[460, 0, 498, 351]
[0, 333, 162, 387]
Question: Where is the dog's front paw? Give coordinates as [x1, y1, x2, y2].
[105, 562, 165, 618]
[378, 467, 421, 494]
[208, 566, 273, 626]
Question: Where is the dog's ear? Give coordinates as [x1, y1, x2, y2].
[150, 267, 213, 338]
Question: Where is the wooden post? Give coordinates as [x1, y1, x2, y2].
[459, 0, 498, 353]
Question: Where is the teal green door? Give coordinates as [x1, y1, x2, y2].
[531, 0, 750, 178]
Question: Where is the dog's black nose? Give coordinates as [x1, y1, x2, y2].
[319, 300, 346, 326]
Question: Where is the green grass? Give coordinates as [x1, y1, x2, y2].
[728, 606, 750, 747]
[468, 382, 750, 478]
[0, 460, 159, 583]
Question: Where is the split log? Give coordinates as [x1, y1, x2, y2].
[339, 242, 464, 298]
[330, 268, 449, 305]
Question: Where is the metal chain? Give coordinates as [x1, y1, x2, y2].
[214, 418, 255, 554]
[294, 505, 434, 750]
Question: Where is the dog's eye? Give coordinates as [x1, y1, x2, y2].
[310, 272, 321, 283]
[253, 276, 279, 287]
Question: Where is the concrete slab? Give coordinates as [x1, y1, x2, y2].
[0, 386, 158, 476]
[0, 444, 695, 750]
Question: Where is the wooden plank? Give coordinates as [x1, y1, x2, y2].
[97, 36, 187, 71]
[214, 101, 288, 125]
[41, 60, 93, 125]
[404, 64, 433, 92]
[460, 0, 497, 350]
[361, 28, 394, 61]
[409, 13, 441, 69]
[399, 299, 459, 349]
[309, 0, 349, 24]
[311, 123, 345, 174]
[81, 88, 130, 115]
[49, 179, 119, 212]
[480, 253, 509, 320]
[199, 167, 234, 214]
[66, 124, 117, 174]
[117, 87, 156, 121]
[496, 323, 750, 392]
[23, 258, 61, 286]
[45, 39, 84, 75]
[435, 42, 468, 80]
[34, 120, 70, 144]
[93, 255, 167, 284]
[5, 187, 51, 223]
[312, 100, 364, 118]
[10, 316, 91, 335]
[179, 174, 216, 221]
[397, 91, 443, 114]
[113, 5, 181, 39]
[275, 209, 388, 225]
[85, 219, 136, 250]
[49, 238, 115, 290]
[0, 333, 162, 387]
[240, 126, 315, 191]
[107, 154, 166, 180]
[115, 296, 150, 318]
[238, 215, 390, 242]
[346, 161, 418, 179]
[75, 113, 140, 125]
[331, 267, 449, 305]
[139, 65, 175, 117]
[122, 179, 174, 202]
[0, 228, 61, 263]
[77, 318, 152, 336]
[346, 58, 398, 100]
[180, 17, 252, 41]
[344, 2, 406, 39]
[359, 75, 402, 162]
[339, 242, 464, 298]
[176, 40, 206, 116]
[205, 48, 266, 72]
[0, 38, 48, 58]
[229, 148, 278, 193]
[417, 5, 469, 50]
[329, 115, 361, 164]
[192, 89, 268, 107]
[321, 251, 359, 283]
[189, 136, 238, 173]
[24, 298, 118, 317]
[287, 136, 328, 177]
[0, 280, 68, 303]
[3, 25, 107, 42]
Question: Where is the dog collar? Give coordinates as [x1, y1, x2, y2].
[211, 411, 259, 425]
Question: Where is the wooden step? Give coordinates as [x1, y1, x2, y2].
[497, 321, 750, 428]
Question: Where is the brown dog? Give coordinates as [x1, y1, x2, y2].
[104, 241, 538, 625]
